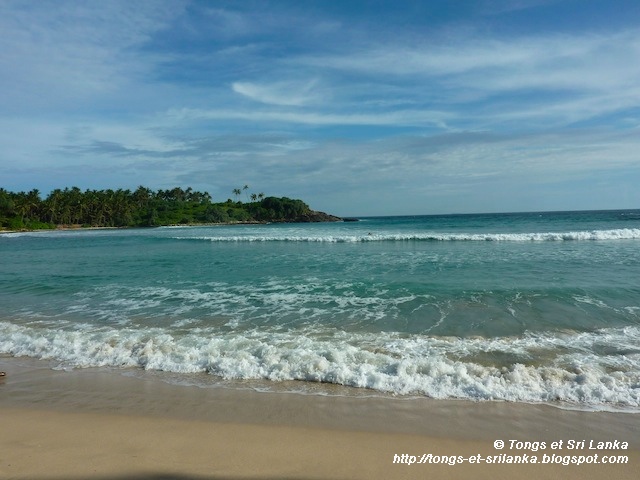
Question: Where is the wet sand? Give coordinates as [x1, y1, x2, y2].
[1, 356, 638, 479]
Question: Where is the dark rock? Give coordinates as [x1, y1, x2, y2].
[294, 210, 343, 223]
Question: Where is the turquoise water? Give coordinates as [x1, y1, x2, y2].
[1, 210, 640, 410]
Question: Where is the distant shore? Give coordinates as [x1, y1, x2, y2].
[0, 214, 347, 235]
[1, 187, 343, 231]
[0, 221, 267, 233]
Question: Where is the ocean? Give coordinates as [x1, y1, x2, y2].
[1, 210, 640, 411]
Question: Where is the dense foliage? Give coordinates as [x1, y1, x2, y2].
[0, 186, 315, 230]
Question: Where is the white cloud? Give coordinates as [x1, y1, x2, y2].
[2, 1, 639, 214]
[0, 1, 181, 111]
[227, 28, 637, 132]
[292, 29, 640, 94]
[480, 0, 563, 15]
[167, 106, 451, 128]
[232, 79, 324, 106]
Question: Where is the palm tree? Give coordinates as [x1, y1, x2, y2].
[168, 187, 185, 202]
[133, 186, 152, 209]
[44, 189, 63, 224]
[12, 192, 29, 224]
[68, 187, 83, 224]
[232, 188, 242, 202]
[26, 189, 41, 220]
[85, 190, 103, 226]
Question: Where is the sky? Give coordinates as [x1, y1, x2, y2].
[1, 0, 639, 216]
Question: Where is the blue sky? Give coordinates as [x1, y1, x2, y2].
[1, 0, 639, 216]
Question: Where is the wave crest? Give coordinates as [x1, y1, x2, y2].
[2, 321, 638, 410]
[171, 228, 640, 243]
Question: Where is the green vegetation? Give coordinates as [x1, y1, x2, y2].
[0, 186, 329, 230]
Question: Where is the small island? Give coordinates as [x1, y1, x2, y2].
[0, 186, 342, 231]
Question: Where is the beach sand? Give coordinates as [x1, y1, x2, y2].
[1, 357, 638, 479]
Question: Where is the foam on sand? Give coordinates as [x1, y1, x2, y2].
[2, 320, 638, 410]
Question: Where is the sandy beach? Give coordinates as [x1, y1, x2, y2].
[1, 357, 638, 480]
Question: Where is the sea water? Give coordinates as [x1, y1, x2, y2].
[1, 210, 639, 410]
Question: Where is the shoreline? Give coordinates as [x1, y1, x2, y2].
[0, 216, 346, 235]
[0, 223, 268, 236]
[1, 356, 638, 479]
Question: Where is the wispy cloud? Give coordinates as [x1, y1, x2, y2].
[0, 0, 180, 111]
[232, 79, 324, 106]
[1, 1, 639, 214]
[3, 111, 637, 215]
[166, 106, 452, 128]
[480, 0, 563, 15]
[290, 29, 640, 116]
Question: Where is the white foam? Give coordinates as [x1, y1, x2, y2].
[73, 282, 421, 328]
[170, 228, 640, 243]
[1, 321, 638, 411]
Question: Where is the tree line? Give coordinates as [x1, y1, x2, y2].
[0, 186, 314, 230]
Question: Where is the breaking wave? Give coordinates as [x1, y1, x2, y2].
[170, 228, 640, 243]
[2, 321, 638, 411]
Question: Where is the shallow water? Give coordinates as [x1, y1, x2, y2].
[2, 210, 639, 410]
